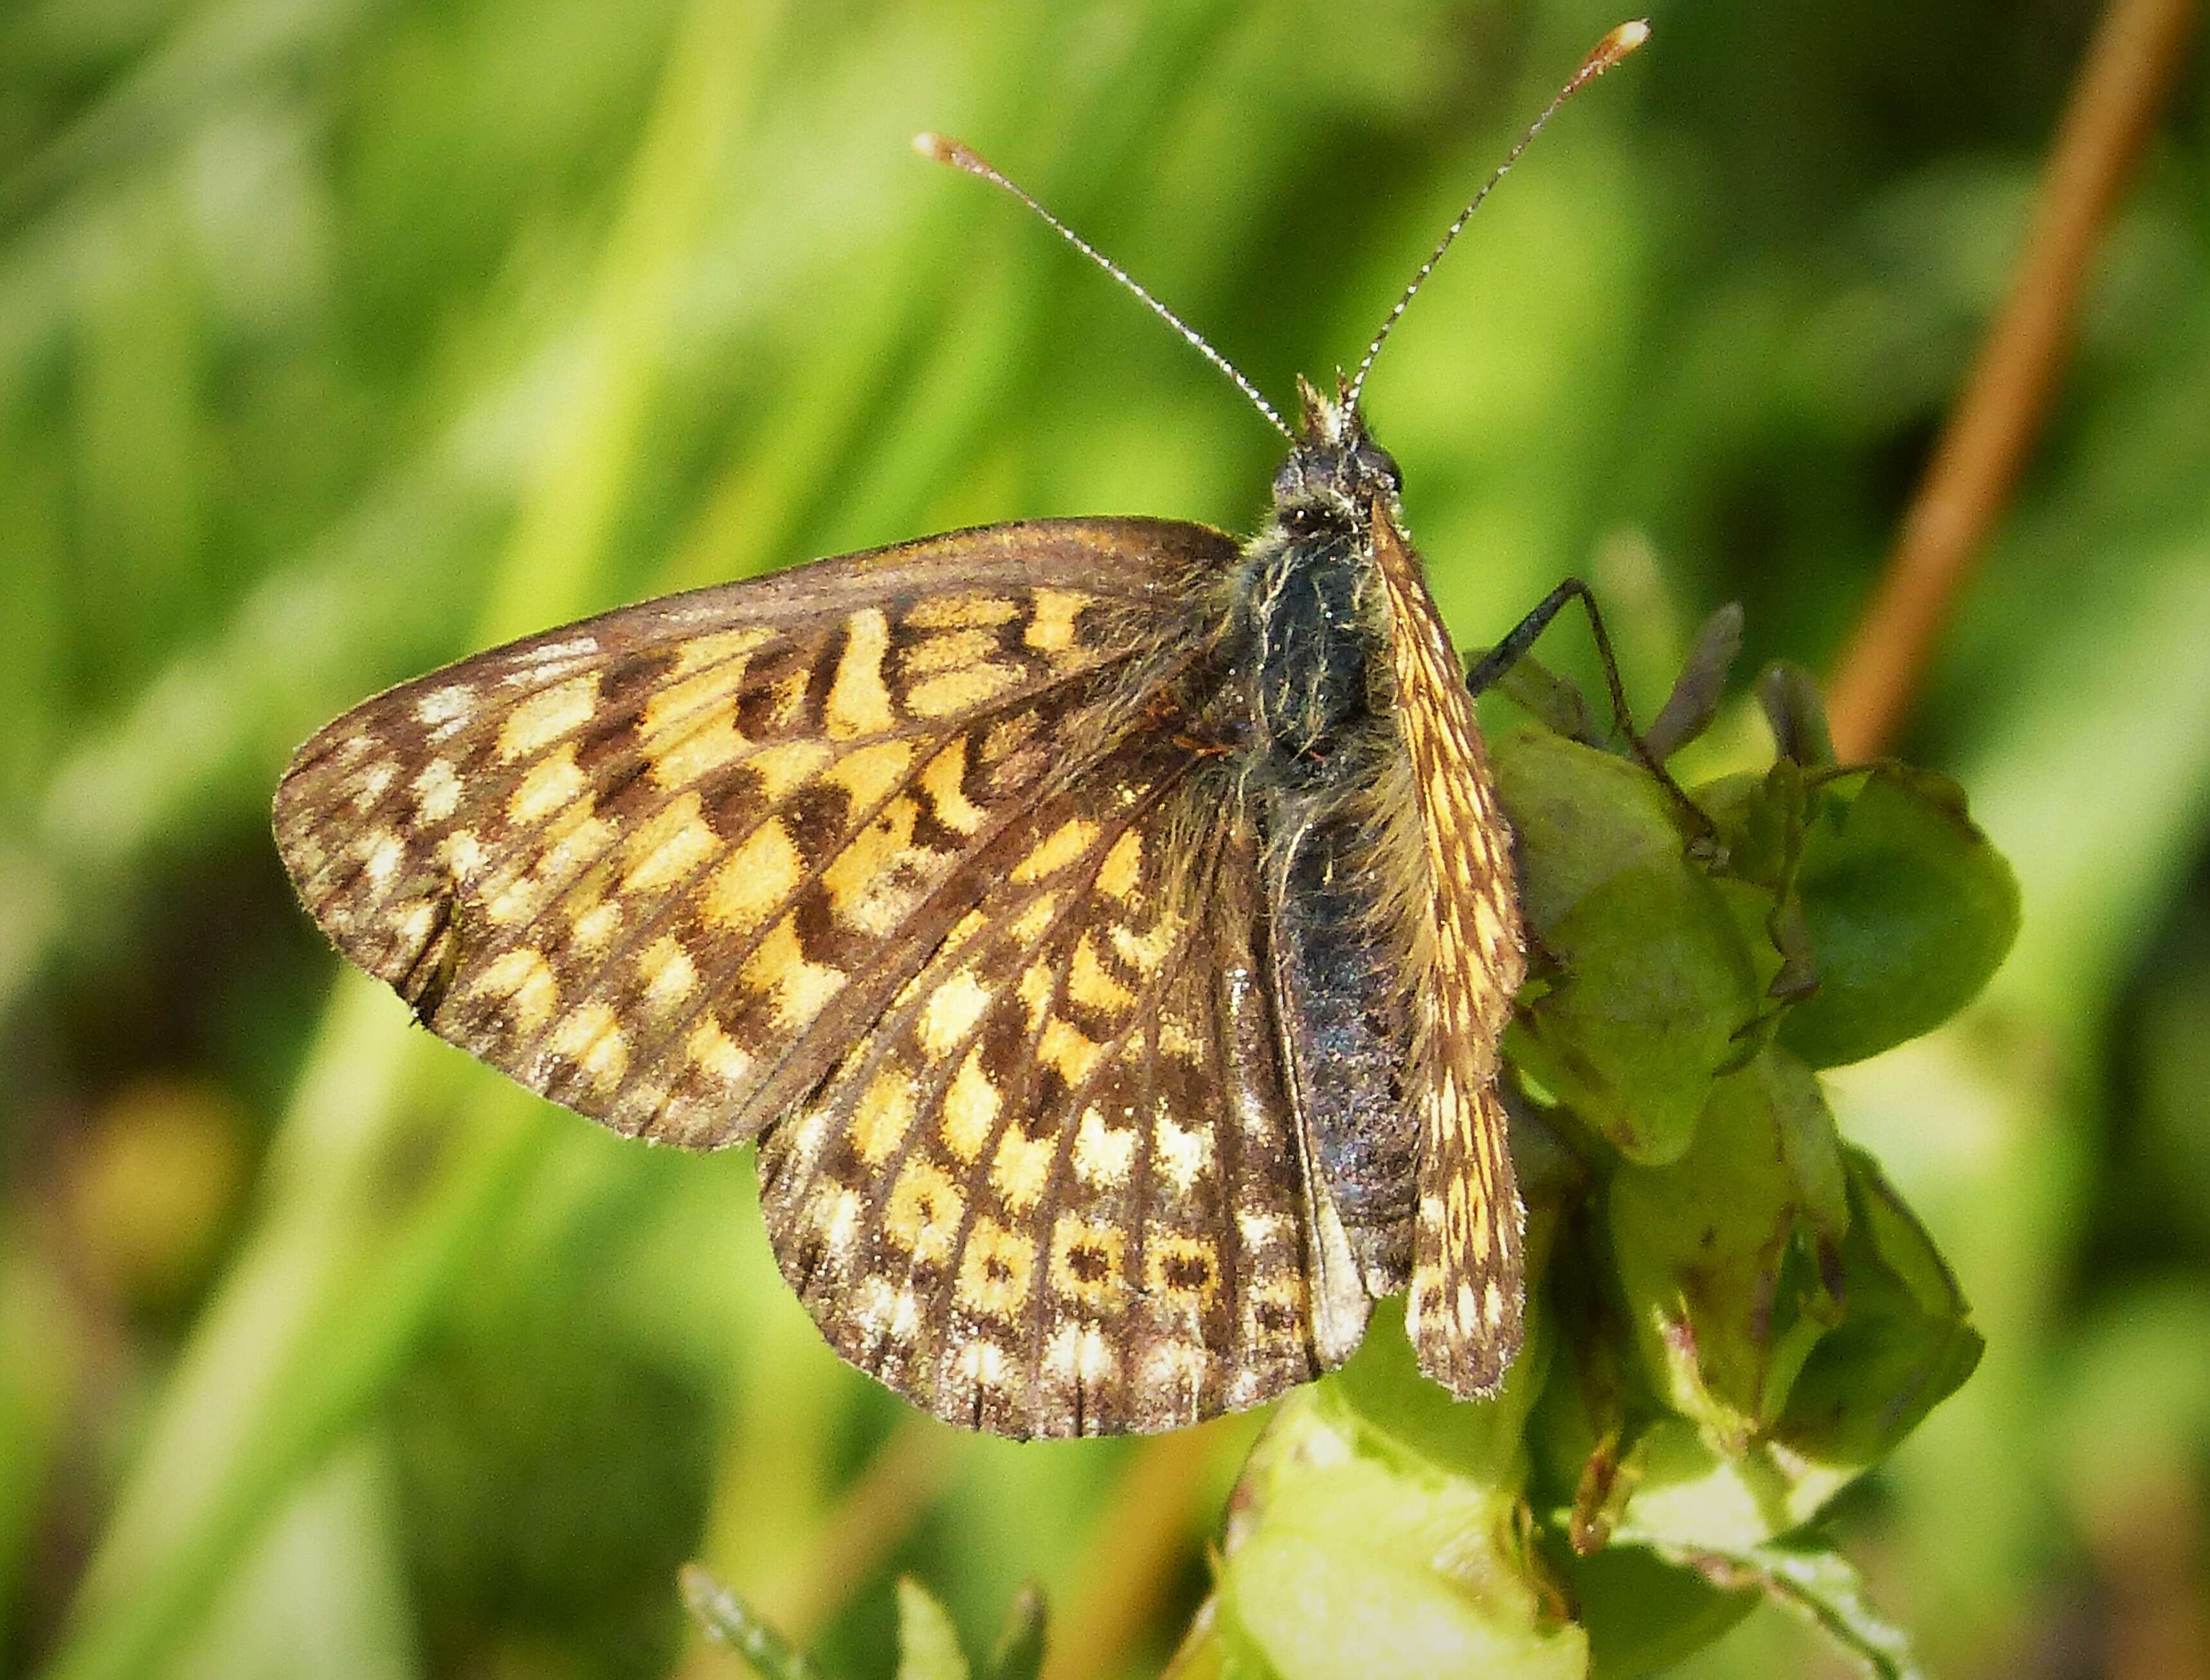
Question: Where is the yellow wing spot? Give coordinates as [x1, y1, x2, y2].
[955, 1216, 1035, 1319]
[484, 869, 552, 928]
[1044, 1323, 1119, 1386]
[825, 608, 897, 739]
[394, 898, 438, 949]
[361, 831, 404, 887]
[1012, 817, 1100, 883]
[1049, 1216, 1127, 1310]
[496, 674, 600, 763]
[508, 742, 587, 826]
[550, 1002, 629, 1092]
[1245, 1272, 1305, 1327]
[415, 685, 473, 728]
[1023, 587, 1087, 655]
[571, 899, 623, 955]
[684, 1018, 753, 1086]
[900, 626, 1000, 677]
[919, 970, 992, 1056]
[1109, 913, 1180, 974]
[1146, 1234, 1221, 1306]
[1472, 894, 1507, 958]
[1066, 937, 1134, 1014]
[620, 793, 718, 894]
[1154, 1110, 1215, 1191]
[953, 1336, 1015, 1391]
[647, 708, 748, 788]
[807, 1185, 864, 1263]
[1017, 959, 1056, 1028]
[883, 1157, 965, 1265]
[638, 935, 698, 1011]
[941, 1047, 1000, 1162]
[439, 829, 486, 881]
[747, 738, 833, 802]
[990, 1125, 1056, 1215]
[819, 797, 924, 937]
[536, 812, 614, 888]
[906, 660, 1026, 719]
[739, 916, 844, 1032]
[826, 739, 919, 809]
[412, 759, 462, 823]
[704, 818, 804, 930]
[1009, 896, 1060, 946]
[939, 907, 989, 953]
[917, 739, 986, 835]
[1096, 829, 1144, 899]
[1072, 1107, 1136, 1187]
[1156, 1009, 1204, 1065]
[849, 1071, 915, 1166]
[644, 655, 757, 739]
[1140, 1339, 1209, 1394]
[472, 948, 559, 1032]
[905, 595, 1019, 629]
[1038, 1017, 1103, 1090]
[667, 626, 774, 678]
[351, 761, 397, 809]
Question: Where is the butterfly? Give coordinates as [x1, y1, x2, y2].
[273, 24, 1651, 1438]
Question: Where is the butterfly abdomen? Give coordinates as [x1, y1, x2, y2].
[1269, 808, 1417, 1299]
[1231, 451, 1428, 1318]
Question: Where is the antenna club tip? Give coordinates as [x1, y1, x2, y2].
[915, 131, 995, 179]
[1592, 19, 1651, 69]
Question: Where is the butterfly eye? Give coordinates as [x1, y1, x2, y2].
[1354, 444, 1402, 495]
[1280, 503, 1334, 541]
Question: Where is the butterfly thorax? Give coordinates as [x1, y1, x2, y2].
[1242, 426, 1402, 777]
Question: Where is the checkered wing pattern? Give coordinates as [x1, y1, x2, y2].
[759, 746, 1320, 1436]
[275, 519, 1226, 1144]
[275, 516, 1321, 1434]
[1369, 503, 1529, 1396]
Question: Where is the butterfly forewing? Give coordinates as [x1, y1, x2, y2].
[1369, 503, 1528, 1395]
[273, 519, 1230, 1149]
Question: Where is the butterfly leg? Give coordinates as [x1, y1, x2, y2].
[1464, 577, 1714, 844]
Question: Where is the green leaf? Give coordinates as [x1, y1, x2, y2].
[1612, 1538, 1931, 1680]
[1608, 1051, 1849, 1448]
[1491, 728, 1687, 933]
[1511, 860, 1762, 1164]
[1213, 1377, 1584, 1680]
[983, 1583, 1046, 1680]
[1772, 1149, 1983, 1471]
[1564, 1542, 1759, 1680]
[895, 1578, 974, 1680]
[1777, 767, 2021, 1067]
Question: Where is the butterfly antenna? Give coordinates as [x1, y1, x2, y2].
[916, 132, 1294, 441]
[1345, 19, 1649, 410]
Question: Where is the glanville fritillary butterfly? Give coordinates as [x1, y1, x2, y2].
[275, 23, 1652, 1438]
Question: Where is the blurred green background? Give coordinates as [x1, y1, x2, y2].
[1, 1, 2206, 1677]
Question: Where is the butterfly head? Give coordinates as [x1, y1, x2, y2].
[1273, 374, 1402, 537]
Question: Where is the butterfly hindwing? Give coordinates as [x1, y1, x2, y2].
[758, 743, 1321, 1437]
[273, 519, 1235, 1150]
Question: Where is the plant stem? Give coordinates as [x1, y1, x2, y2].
[1824, 0, 2202, 758]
